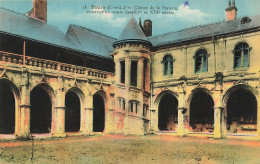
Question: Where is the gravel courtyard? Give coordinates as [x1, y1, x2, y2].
[0, 134, 259, 164]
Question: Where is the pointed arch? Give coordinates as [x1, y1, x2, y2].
[0, 79, 20, 134]
[30, 83, 56, 134]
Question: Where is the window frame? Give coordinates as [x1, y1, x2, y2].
[130, 60, 138, 87]
[162, 55, 174, 76]
[129, 100, 139, 114]
[194, 49, 209, 74]
[120, 60, 125, 84]
[233, 42, 251, 70]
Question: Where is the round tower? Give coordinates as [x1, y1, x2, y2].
[112, 17, 152, 135]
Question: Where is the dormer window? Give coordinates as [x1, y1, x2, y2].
[234, 42, 250, 69]
[163, 55, 173, 76]
[195, 49, 208, 73]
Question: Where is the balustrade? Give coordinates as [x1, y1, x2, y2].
[0, 51, 109, 79]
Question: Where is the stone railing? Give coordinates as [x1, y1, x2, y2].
[0, 51, 110, 79]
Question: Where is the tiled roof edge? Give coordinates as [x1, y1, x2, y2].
[70, 24, 116, 40]
[149, 19, 226, 38]
[149, 15, 259, 39]
[0, 7, 26, 16]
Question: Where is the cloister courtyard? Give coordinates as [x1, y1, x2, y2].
[0, 134, 259, 164]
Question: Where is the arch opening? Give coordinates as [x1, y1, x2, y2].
[189, 91, 214, 132]
[158, 93, 178, 131]
[93, 93, 105, 132]
[226, 88, 257, 133]
[30, 86, 52, 133]
[0, 80, 15, 134]
[65, 91, 80, 132]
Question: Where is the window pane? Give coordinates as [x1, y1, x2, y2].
[130, 102, 133, 112]
[195, 56, 202, 73]
[234, 53, 241, 68]
[120, 61, 125, 83]
[131, 61, 138, 86]
[203, 56, 207, 72]
[143, 60, 147, 90]
[170, 61, 173, 75]
[164, 61, 168, 75]
[123, 100, 125, 110]
[243, 50, 249, 67]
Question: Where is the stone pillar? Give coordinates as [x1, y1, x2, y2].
[214, 107, 225, 138]
[124, 96, 130, 135]
[150, 109, 157, 134]
[137, 58, 144, 89]
[83, 108, 93, 135]
[52, 88, 66, 137]
[125, 57, 131, 87]
[177, 87, 187, 136]
[213, 80, 225, 139]
[81, 94, 93, 135]
[17, 85, 30, 139]
[106, 92, 115, 133]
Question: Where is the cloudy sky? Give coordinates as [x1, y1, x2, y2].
[1, 0, 260, 38]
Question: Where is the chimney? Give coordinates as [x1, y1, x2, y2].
[143, 20, 152, 37]
[28, 0, 47, 22]
[225, 0, 237, 21]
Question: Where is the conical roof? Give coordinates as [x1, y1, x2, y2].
[113, 17, 151, 47]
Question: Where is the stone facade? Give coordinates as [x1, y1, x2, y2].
[0, 0, 259, 139]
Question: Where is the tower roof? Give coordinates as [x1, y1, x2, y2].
[113, 17, 151, 47]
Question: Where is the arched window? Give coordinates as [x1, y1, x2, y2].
[234, 42, 250, 69]
[195, 49, 208, 73]
[163, 55, 173, 76]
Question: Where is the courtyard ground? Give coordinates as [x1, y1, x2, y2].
[0, 134, 259, 164]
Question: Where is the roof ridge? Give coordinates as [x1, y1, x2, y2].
[150, 15, 258, 38]
[0, 7, 26, 16]
[70, 24, 116, 40]
[149, 19, 228, 38]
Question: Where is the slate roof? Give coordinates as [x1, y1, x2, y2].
[113, 17, 151, 46]
[66, 24, 116, 58]
[148, 15, 260, 47]
[0, 8, 78, 50]
[1, 7, 260, 58]
[0, 8, 114, 59]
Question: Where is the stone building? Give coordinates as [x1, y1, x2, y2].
[0, 0, 259, 139]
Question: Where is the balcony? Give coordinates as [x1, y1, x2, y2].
[0, 51, 111, 79]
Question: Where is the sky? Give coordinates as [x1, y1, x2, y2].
[1, 0, 260, 38]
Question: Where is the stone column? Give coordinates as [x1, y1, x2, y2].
[213, 81, 225, 139]
[137, 58, 144, 89]
[106, 92, 115, 133]
[52, 88, 66, 137]
[177, 87, 187, 136]
[150, 109, 157, 134]
[17, 85, 30, 139]
[83, 108, 93, 135]
[125, 57, 131, 87]
[124, 96, 130, 135]
[81, 94, 93, 135]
